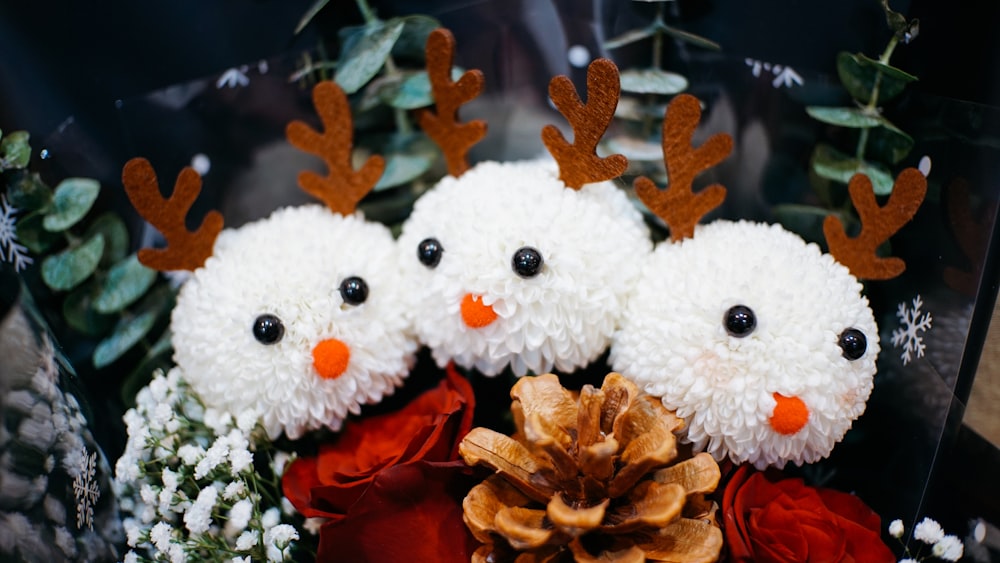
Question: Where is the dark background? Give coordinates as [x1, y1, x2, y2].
[3, 0, 1000, 557]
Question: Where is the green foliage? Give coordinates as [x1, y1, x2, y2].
[1, 128, 175, 383]
[804, 0, 918, 197]
[292, 0, 447, 226]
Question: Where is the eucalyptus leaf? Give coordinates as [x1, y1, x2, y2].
[620, 68, 688, 95]
[603, 136, 665, 162]
[378, 68, 466, 109]
[0, 130, 31, 170]
[93, 254, 157, 314]
[614, 96, 668, 121]
[836, 52, 912, 104]
[43, 178, 100, 231]
[293, 0, 330, 35]
[810, 144, 895, 195]
[378, 71, 433, 109]
[391, 15, 442, 60]
[374, 154, 434, 190]
[335, 19, 405, 94]
[41, 233, 105, 291]
[93, 310, 157, 368]
[805, 106, 883, 128]
[652, 21, 722, 51]
[7, 171, 52, 210]
[603, 25, 657, 50]
[63, 284, 114, 336]
[15, 214, 60, 254]
[854, 52, 918, 82]
[868, 121, 914, 164]
[122, 329, 174, 407]
[85, 212, 130, 266]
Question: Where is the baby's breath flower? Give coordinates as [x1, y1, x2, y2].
[184, 485, 218, 534]
[932, 535, 964, 561]
[889, 519, 905, 538]
[224, 499, 254, 538]
[124, 518, 143, 547]
[899, 559, 918, 563]
[302, 517, 326, 536]
[262, 507, 280, 529]
[168, 543, 186, 563]
[140, 483, 158, 505]
[271, 451, 292, 477]
[204, 408, 234, 435]
[232, 557, 251, 563]
[223, 480, 247, 501]
[236, 530, 259, 551]
[178, 444, 205, 465]
[123, 551, 140, 563]
[914, 517, 945, 544]
[149, 521, 174, 552]
[236, 410, 258, 433]
[195, 437, 230, 479]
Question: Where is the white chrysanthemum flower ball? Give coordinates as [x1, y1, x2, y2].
[611, 220, 879, 469]
[171, 204, 418, 439]
[399, 159, 652, 376]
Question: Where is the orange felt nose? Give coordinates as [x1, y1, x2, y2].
[461, 293, 497, 328]
[769, 393, 809, 435]
[313, 338, 350, 379]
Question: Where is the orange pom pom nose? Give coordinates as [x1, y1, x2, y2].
[769, 393, 809, 435]
[313, 338, 351, 379]
[461, 293, 497, 328]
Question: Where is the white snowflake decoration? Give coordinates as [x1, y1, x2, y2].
[0, 194, 33, 271]
[891, 294, 933, 365]
[72, 445, 100, 530]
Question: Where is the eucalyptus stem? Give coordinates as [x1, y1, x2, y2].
[854, 34, 900, 161]
[355, 0, 376, 24]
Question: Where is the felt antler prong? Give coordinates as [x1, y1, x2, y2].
[542, 58, 628, 189]
[417, 28, 487, 177]
[634, 94, 732, 241]
[122, 157, 224, 272]
[824, 167, 927, 280]
[287, 81, 384, 215]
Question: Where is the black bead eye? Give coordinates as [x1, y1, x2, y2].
[417, 238, 443, 268]
[838, 328, 867, 360]
[253, 314, 284, 345]
[512, 246, 543, 278]
[724, 305, 756, 337]
[339, 276, 369, 306]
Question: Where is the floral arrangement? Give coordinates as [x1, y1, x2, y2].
[2, 1, 996, 563]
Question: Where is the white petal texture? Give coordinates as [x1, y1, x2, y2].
[611, 220, 879, 469]
[171, 205, 418, 439]
[399, 160, 651, 377]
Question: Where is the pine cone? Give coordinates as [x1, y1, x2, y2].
[459, 372, 722, 562]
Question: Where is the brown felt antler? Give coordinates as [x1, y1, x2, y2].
[824, 167, 927, 280]
[943, 178, 994, 296]
[634, 94, 733, 241]
[287, 81, 384, 215]
[122, 157, 224, 272]
[416, 28, 487, 177]
[542, 58, 628, 189]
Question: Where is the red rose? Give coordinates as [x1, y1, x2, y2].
[722, 464, 895, 563]
[282, 366, 478, 562]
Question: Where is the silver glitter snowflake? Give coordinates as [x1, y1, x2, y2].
[891, 294, 933, 366]
[0, 194, 32, 271]
[72, 446, 100, 530]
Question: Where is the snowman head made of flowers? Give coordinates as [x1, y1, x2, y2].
[122, 81, 418, 440]
[398, 29, 652, 377]
[610, 93, 927, 469]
